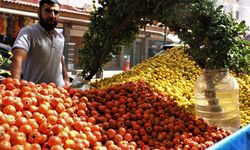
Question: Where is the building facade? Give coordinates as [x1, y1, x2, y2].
[216, 0, 250, 28]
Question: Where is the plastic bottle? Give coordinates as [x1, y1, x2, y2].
[194, 68, 240, 133]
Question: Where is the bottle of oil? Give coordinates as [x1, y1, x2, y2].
[194, 68, 240, 133]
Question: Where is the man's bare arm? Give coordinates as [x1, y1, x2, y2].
[61, 56, 70, 86]
[9, 48, 27, 80]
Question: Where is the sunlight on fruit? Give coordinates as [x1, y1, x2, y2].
[92, 46, 250, 127]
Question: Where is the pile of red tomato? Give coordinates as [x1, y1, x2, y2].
[0, 78, 231, 150]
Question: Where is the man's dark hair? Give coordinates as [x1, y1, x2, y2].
[39, 0, 60, 7]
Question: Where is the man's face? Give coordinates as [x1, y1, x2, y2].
[39, 3, 60, 31]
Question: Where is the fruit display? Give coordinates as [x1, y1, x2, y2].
[91, 46, 250, 127]
[0, 78, 231, 149]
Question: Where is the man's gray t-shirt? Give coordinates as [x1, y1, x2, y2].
[12, 23, 65, 87]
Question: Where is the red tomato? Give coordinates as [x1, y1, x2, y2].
[0, 140, 11, 150]
[39, 134, 48, 144]
[9, 145, 25, 150]
[107, 129, 116, 139]
[39, 122, 52, 134]
[48, 136, 62, 147]
[28, 131, 41, 143]
[55, 103, 65, 114]
[2, 96, 15, 106]
[118, 127, 126, 136]
[0, 115, 7, 124]
[21, 86, 32, 93]
[3, 105, 16, 115]
[51, 124, 64, 135]
[50, 145, 64, 150]
[5, 82, 16, 90]
[64, 139, 75, 149]
[10, 132, 27, 145]
[19, 124, 32, 134]
[15, 117, 28, 127]
[74, 142, 85, 150]
[13, 101, 24, 111]
[47, 115, 58, 125]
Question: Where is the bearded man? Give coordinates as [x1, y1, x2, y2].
[9, 0, 70, 87]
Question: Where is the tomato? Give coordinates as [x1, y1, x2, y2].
[50, 145, 64, 150]
[64, 139, 75, 149]
[93, 131, 102, 141]
[1, 123, 10, 132]
[108, 144, 120, 150]
[0, 132, 10, 142]
[51, 124, 64, 135]
[118, 127, 126, 136]
[6, 126, 18, 136]
[47, 115, 58, 125]
[10, 132, 27, 145]
[19, 124, 32, 134]
[50, 98, 60, 108]
[68, 88, 78, 96]
[30, 97, 37, 105]
[39, 88, 49, 96]
[124, 133, 133, 142]
[77, 110, 86, 116]
[23, 143, 32, 150]
[45, 110, 58, 118]
[33, 113, 47, 125]
[5, 82, 16, 91]
[13, 100, 24, 111]
[23, 111, 32, 119]
[48, 82, 57, 88]
[3, 90, 14, 97]
[20, 80, 28, 87]
[66, 107, 76, 116]
[21, 97, 32, 109]
[21, 86, 32, 93]
[5, 115, 15, 126]
[55, 103, 65, 114]
[2, 96, 15, 106]
[39, 134, 48, 144]
[39, 122, 52, 134]
[63, 97, 73, 107]
[21, 91, 36, 98]
[3, 105, 16, 115]
[57, 118, 67, 127]
[91, 124, 101, 132]
[0, 84, 6, 90]
[10, 145, 25, 150]
[31, 143, 42, 150]
[74, 142, 85, 150]
[37, 104, 49, 115]
[87, 117, 96, 124]
[28, 131, 41, 143]
[118, 140, 129, 149]
[81, 139, 90, 148]
[12, 78, 20, 88]
[0, 115, 7, 124]
[107, 129, 116, 139]
[57, 131, 69, 142]
[48, 136, 62, 147]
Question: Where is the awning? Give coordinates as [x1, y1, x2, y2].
[0, 7, 90, 24]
